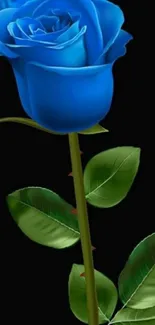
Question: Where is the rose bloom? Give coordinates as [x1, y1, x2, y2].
[0, 0, 132, 133]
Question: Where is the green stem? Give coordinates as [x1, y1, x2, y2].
[68, 132, 99, 325]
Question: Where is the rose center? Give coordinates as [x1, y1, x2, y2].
[35, 9, 74, 36]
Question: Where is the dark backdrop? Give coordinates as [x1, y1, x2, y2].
[0, 1, 153, 324]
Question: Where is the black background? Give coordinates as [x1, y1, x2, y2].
[0, 1, 153, 324]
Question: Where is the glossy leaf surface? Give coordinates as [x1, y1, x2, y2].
[84, 146, 141, 208]
[118, 233, 155, 309]
[69, 264, 118, 324]
[7, 187, 80, 249]
[111, 306, 155, 325]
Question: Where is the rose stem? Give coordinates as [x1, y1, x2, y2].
[68, 132, 99, 325]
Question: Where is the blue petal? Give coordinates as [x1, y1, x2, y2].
[0, 41, 18, 57]
[105, 30, 133, 63]
[8, 20, 30, 42]
[17, 17, 45, 35]
[11, 58, 32, 117]
[0, 0, 27, 9]
[9, 16, 81, 44]
[0, 7, 17, 42]
[30, 19, 81, 43]
[7, 25, 87, 66]
[32, 0, 104, 64]
[13, 0, 43, 19]
[0, 7, 19, 57]
[48, 9, 72, 30]
[19, 61, 114, 133]
[93, 0, 124, 55]
[15, 0, 31, 7]
[37, 15, 59, 32]
[30, 27, 68, 42]
[7, 17, 46, 44]
[56, 20, 80, 43]
[30, 25, 69, 42]
[36, 14, 71, 39]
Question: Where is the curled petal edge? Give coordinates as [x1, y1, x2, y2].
[26, 60, 113, 76]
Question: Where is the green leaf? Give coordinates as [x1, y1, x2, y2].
[84, 146, 141, 208]
[118, 233, 155, 309]
[7, 187, 80, 249]
[79, 124, 109, 135]
[69, 264, 118, 324]
[0, 117, 65, 135]
[110, 307, 155, 325]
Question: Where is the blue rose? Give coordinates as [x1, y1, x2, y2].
[0, 0, 132, 133]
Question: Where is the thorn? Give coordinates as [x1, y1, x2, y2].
[68, 152, 83, 176]
[92, 246, 96, 251]
[80, 272, 85, 277]
[71, 208, 77, 215]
